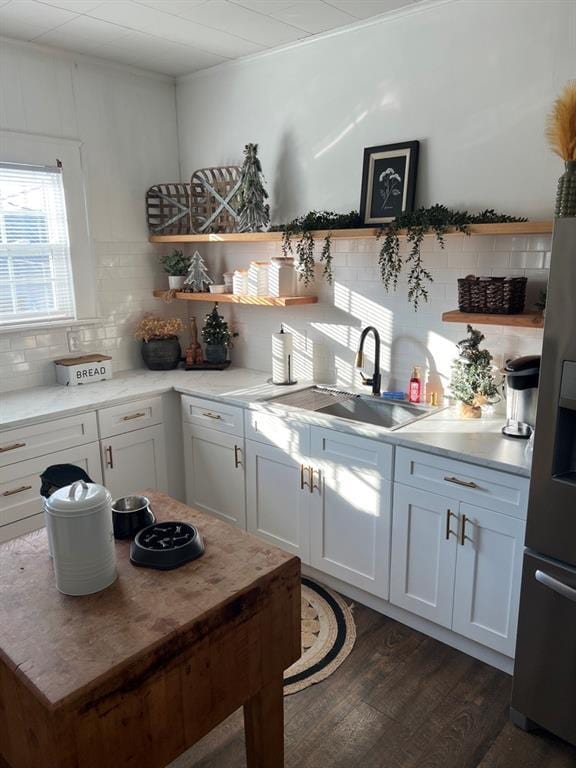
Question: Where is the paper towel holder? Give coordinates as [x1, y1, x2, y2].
[267, 351, 298, 386]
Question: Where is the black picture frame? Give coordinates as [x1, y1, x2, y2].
[359, 140, 419, 225]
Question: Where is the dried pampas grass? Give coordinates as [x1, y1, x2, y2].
[546, 81, 576, 161]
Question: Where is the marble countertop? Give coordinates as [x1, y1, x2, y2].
[0, 367, 532, 478]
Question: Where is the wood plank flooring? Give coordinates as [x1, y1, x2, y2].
[171, 600, 576, 768]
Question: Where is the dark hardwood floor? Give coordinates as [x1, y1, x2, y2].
[171, 600, 576, 768]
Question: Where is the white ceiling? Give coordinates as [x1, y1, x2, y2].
[0, 0, 425, 77]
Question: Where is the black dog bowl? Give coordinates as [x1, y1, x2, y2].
[130, 521, 205, 570]
[112, 495, 155, 540]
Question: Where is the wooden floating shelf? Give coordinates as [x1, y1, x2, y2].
[149, 221, 553, 244]
[442, 310, 544, 328]
[152, 290, 317, 307]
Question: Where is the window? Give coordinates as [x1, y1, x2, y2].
[0, 163, 76, 327]
[0, 131, 96, 332]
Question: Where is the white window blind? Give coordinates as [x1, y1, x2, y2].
[0, 162, 76, 328]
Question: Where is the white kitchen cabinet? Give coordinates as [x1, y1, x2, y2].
[101, 424, 168, 501]
[245, 438, 311, 562]
[390, 484, 458, 627]
[452, 502, 524, 656]
[0, 442, 102, 543]
[309, 427, 393, 599]
[390, 483, 525, 655]
[183, 423, 246, 528]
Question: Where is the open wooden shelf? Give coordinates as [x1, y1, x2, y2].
[152, 290, 317, 307]
[442, 309, 544, 328]
[149, 221, 553, 244]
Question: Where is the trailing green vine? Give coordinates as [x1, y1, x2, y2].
[274, 206, 527, 307]
[273, 210, 361, 286]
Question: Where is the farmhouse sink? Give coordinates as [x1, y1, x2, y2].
[266, 386, 439, 430]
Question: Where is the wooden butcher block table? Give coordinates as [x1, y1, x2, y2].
[0, 492, 301, 768]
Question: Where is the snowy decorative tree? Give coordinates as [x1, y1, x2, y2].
[449, 325, 498, 418]
[238, 143, 270, 232]
[183, 250, 213, 292]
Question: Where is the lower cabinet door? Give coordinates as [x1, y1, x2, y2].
[452, 502, 525, 656]
[245, 438, 310, 562]
[309, 428, 392, 598]
[0, 442, 102, 544]
[102, 425, 168, 501]
[183, 423, 246, 528]
[390, 485, 457, 627]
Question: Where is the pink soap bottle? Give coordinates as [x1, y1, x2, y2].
[408, 366, 422, 404]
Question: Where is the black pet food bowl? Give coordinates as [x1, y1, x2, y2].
[130, 521, 205, 570]
[112, 495, 155, 540]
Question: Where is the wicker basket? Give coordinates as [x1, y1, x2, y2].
[457, 275, 527, 314]
[146, 183, 191, 235]
[190, 166, 241, 234]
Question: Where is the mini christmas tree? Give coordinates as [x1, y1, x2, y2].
[450, 325, 498, 413]
[238, 143, 270, 232]
[184, 250, 213, 292]
[202, 304, 233, 346]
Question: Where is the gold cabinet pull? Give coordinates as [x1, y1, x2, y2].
[202, 411, 222, 420]
[105, 445, 114, 469]
[445, 509, 457, 540]
[300, 464, 311, 491]
[460, 514, 468, 546]
[444, 476, 479, 490]
[122, 411, 146, 421]
[310, 467, 321, 495]
[0, 442, 26, 453]
[234, 445, 242, 469]
[2, 484, 32, 497]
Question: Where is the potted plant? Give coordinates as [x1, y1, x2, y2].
[201, 304, 234, 364]
[135, 314, 183, 370]
[160, 249, 191, 290]
[449, 325, 498, 419]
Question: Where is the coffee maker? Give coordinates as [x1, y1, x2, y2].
[502, 355, 541, 438]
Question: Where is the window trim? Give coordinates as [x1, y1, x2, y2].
[0, 130, 97, 333]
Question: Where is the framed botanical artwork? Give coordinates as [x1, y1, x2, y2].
[359, 140, 419, 225]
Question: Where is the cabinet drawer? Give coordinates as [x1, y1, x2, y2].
[0, 513, 45, 544]
[0, 442, 102, 530]
[0, 412, 98, 468]
[98, 396, 163, 438]
[245, 409, 310, 455]
[181, 396, 244, 437]
[395, 447, 529, 519]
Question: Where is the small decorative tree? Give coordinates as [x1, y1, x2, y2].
[202, 303, 234, 364]
[449, 325, 498, 419]
[238, 143, 270, 232]
[184, 250, 213, 292]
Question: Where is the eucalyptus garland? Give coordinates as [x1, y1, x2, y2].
[274, 206, 526, 307]
[273, 211, 361, 285]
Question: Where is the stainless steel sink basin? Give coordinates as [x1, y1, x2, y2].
[265, 386, 439, 430]
[316, 397, 427, 429]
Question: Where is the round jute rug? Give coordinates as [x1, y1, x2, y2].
[283, 578, 356, 696]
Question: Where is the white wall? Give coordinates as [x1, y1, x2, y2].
[175, 0, 565, 393]
[0, 40, 181, 392]
[177, 0, 574, 220]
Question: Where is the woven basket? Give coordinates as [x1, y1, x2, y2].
[457, 275, 527, 314]
[146, 183, 191, 235]
[190, 166, 241, 234]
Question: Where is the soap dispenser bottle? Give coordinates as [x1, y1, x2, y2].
[409, 366, 422, 404]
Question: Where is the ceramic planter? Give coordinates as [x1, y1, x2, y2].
[205, 344, 227, 365]
[141, 337, 181, 370]
[168, 275, 186, 290]
[555, 160, 576, 218]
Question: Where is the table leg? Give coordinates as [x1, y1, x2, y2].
[244, 675, 284, 768]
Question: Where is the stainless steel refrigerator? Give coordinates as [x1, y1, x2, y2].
[510, 217, 576, 746]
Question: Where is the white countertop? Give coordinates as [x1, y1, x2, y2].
[0, 367, 532, 478]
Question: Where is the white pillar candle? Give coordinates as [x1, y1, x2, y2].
[272, 328, 294, 384]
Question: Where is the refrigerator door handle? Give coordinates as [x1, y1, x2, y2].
[535, 569, 576, 603]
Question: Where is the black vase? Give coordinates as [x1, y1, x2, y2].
[205, 344, 227, 364]
[141, 337, 181, 370]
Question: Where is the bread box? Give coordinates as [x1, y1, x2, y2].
[54, 354, 112, 386]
